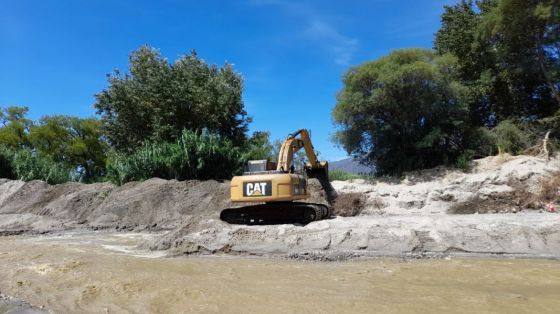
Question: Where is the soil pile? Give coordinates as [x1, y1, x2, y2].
[0, 177, 330, 235]
[0, 178, 231, 234]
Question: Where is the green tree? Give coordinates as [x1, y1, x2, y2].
[435, 0, 560, 124]
[94, 46, 250, 152]
[483, 0, 559, 112]
[435, 0, 487, 82]
[28, 116, 108, 182]
[0, 106, 33, 148]
[434, 0, 517, 126]
[243, 131, 275, 161]
[332, 49, 477, 175]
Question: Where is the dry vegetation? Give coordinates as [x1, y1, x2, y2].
[449, 172, 560, 214]
[539, 172, 560, 203]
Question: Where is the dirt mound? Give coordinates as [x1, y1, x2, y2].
[0, 178, 233, 234]
[448, 173, 560, 214]
[0, 177, 333, 235]
[332, 193, 368, 217]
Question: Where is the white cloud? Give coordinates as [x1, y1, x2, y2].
[249, 0, 358, 66]
[303, 19, 358, 65]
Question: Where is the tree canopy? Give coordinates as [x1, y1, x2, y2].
[28, 116, 108, 181]
[0, 107, 108, 182]
[435, 0, 560, 123]
[0, 106, 32, 148]
[333, 49, 479, 174]
[94, 46, 250, 152]
[334, 0, 560, 175]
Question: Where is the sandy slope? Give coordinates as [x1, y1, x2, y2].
[0, 155, 559, 259]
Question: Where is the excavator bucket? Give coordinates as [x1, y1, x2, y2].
[306, 166, 337, 204]
[306, 167, 327, 179]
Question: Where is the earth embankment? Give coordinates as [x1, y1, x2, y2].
[0, 154, 559, 259]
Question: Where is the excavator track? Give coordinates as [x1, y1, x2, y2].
[220, 202, 330, 225]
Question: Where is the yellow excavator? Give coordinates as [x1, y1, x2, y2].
[220, 129, 335, 224]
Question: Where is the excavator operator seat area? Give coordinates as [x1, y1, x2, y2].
[243, 160, 278, 175]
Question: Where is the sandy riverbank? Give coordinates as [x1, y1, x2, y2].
[1, 232, 559, 314]
[1, 154, 559, 259]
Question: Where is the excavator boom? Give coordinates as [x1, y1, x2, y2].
[277, 129, 326, 173]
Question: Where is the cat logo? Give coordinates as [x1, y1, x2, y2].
[243, 181, 272, 197]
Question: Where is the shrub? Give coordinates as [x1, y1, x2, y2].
[329, 169, 372, 181]
[455, 151, 474, 172]
[106, 129, 244, 185]
[0, 146, 72, 184]
[467, 127, 498, 157]
[492, 120, 530, 154]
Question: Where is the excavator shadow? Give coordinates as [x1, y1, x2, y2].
[219, 202, 331, 226]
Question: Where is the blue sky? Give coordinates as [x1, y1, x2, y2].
[0, 0, 456, 161]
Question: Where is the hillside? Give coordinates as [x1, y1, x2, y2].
[329, 157, 373, 174]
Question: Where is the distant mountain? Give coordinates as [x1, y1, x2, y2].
[329, 157, 374, 174]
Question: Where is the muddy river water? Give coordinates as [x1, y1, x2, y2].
[0, 232, 559, 314]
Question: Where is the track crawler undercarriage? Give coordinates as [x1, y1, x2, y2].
[220, 202, 330, 225]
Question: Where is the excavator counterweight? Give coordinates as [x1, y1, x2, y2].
[220, 129, 335, 225]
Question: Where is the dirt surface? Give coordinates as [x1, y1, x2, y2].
[1, 232, 560, 314]
[0, 294, 47, 314]
[0, 155, 559, 259]
[0, 178, 232, 234]
[332, 154, 560, 215]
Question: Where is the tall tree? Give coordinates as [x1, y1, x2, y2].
[94, 46, 250, 152]
[480, 0, 560, 115]
[28, 116, 108, 181]
[0, 106, 33, 148]
[435, 0, 560, 124]
[332, 49, 476, 175]
[243, 131, 275, 161]
[435, 0, 511, 126]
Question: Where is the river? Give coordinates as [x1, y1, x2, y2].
[0, 232, 559, 313]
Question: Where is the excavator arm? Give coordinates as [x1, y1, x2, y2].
[276, 129, 328, 175]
